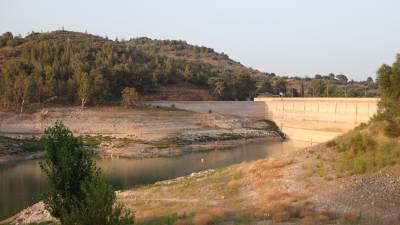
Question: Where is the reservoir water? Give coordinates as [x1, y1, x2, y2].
[0, 140, 309, 220]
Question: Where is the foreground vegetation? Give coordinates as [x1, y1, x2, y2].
[40, 122, 134, 225]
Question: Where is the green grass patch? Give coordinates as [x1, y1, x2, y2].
[80, 134, 114, 148]
[334, 132, 400, 174]
[145, 138, 192, 149]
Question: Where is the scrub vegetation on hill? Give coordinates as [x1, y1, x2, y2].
[320, 54, 400, 176]
[0, 30, 257, 113]
[0, 30, 377, 113]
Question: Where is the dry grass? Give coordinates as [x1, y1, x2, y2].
[119, 141, 377, 225]
[173, 218, 192, 225]
[192, 208, 225, 225]
[248, 158, 292, 172]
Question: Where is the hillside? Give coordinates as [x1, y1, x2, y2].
[0, 30, 378, 113]
[0, 30, 261, 112]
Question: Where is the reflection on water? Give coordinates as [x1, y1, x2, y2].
[0, 140, 309, 220]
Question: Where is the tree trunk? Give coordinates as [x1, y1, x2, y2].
[20, 99, 25, 114]
[81, 98, 86, 111]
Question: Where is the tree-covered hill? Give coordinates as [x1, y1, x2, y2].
[0, 30, 260, 112]
[0, 30, 378, 113]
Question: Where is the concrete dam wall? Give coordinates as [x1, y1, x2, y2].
[148, 98, 379, 143]
[254, 97, 379, 143]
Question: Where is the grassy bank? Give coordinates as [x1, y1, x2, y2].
[118, 156, 364, 225]
[304, 117, 400, 181]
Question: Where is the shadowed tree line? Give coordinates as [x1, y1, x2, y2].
[256, 73, 377, 98]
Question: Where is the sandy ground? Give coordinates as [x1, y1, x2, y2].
[0, 106, 282, 162]
[0, 106, 207, 140]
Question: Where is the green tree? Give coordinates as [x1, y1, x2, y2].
[77, 72, 91, 109]
[208, 77, 230, 99]
[300, 80, 305, 97]
[91, 69, 110, 104]
[121, 87, 139, 108]
[0, 32, 15, 47]
[63, 175, 134, 225]
[40, 122, 96, 221]
[288, 88, 300, 97]
[164, 58, 174, 82]
[183, 64, 193, 81]
[13, 75, 33, 113]
[40, 122, 134, 224]
[274, 78, 287, 96]
[378, 55, 400, 111]
[233, 73, 256, 100]
[336, 74, 348, 84]
[257, 79, 273, 94]
[66, 78, 77, 102]
[310, 79, 326, 97]
[376, 55, 400, 136]
[328, 73, 335, 80]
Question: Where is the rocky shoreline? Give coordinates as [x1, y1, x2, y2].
[0, 135, 282, 164]
[0, 107, 284, 163]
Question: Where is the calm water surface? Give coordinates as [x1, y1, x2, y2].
[0, 140, 310, 220]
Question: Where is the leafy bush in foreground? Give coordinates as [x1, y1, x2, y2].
[40, 122, 133, 224]
[62, 175, 134, 225]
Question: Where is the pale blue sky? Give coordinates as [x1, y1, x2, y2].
[1, 0, 399, 80]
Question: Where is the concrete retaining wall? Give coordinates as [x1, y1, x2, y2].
[254, 97, 379, 143]
[146, 101, 266, 119]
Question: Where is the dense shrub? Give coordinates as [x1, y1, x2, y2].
[326, 140, 337, 148]
[121, 87, 139, 108]
[62, 175, 134, 225]
[384, 118, 400, 137]
[337, 132, 400, 174]
[40, 122, 133, 224]
[376, 54, 400, 137]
